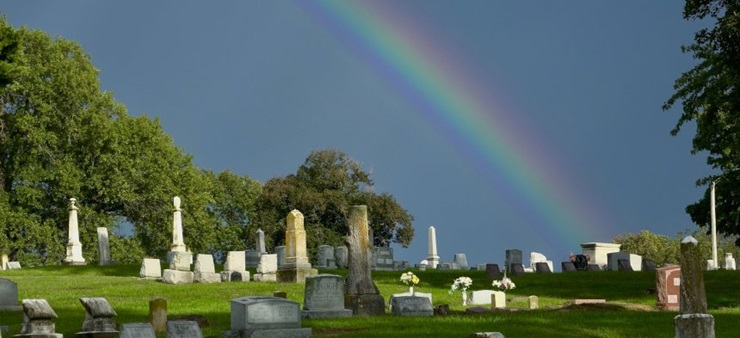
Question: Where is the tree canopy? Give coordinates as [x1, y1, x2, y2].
[664, 1, 740, 241]
[253, 149, 414, 261]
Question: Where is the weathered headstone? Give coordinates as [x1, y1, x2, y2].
[277, 210, 316, 283]
[120, 323, 155, 338]
[371, 247, 394, 271]
[491, 291, 506, 308]
[221, 251, 249, 282]
[528, 295, 539, 310]
[470, 290, 496, 305]
[140, 258, 162, 280]
[334, 245, 348, 269]
[6, 262, 21, 270]
[275, 246, 286, 269]
[510, 263, 525, 276]
[389, 291, 432, 311]
[317, 245, 337, 269]
[17, 299, 62, 337]
[485, 264, 502, 279]
[1, 253, 7, 270]
[194, 254, 220, 283]
[344, 205, 385, 316]
[149, 298, 167, 333]
[63, 198, 86, 265]
[253, 254, 277, 282]
[301, 274, 352, 318]
[227, 296, 311, 338]
[162, 252, 194, 284]
[657, 265, 681, 311]
[166, 321, 203, 338]
[561, 262, 577, 272]
[77, 297, 119, 336]
[453, 253, 468, 270]
[97, 227, 111, 266]
[505, 249, 522, 272]
[724, 253, 736, 270]
[0, 279, 20, 311]
[642, 259, 657, 271]
[529, 252, 553, 272]
[390, 296, 433, 316]
[535, 262, 552, 273]
[674, 236, 714, 338]
[245, 250, 261, 269]
[426, 225, 440, 269]
[256, 228, 267, 255]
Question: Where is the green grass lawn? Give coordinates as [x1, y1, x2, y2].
[1, 265, 738, 337]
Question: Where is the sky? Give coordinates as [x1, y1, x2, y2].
[2, 1, 714, 270]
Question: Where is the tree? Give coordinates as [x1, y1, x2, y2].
[664, 1, 740, 240]
[254, 149, 414, 260]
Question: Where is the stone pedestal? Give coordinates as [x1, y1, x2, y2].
[64, 198, 86, 265]
[674, 314, 715, 338]
[277, 210, 316, 283]
[580, 242, 621, 268]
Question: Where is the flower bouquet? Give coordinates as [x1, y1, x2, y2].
[400, 271, 420, 294]
[449, 276, 473, 305]
[491, 270, 516, 292]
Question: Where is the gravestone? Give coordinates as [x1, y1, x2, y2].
[426, 226, 440, 269]
[162, 252, 194, 284]
[643, 259, 657, 271]
[6, 262, 21, 270]
[491, 291, 506, 308]
[149, 298, 167, 333]
[470, 290, 496, 305]
[674, 236, 714, 338]
[561, 262, 577, 272]
[228, 296, 311, 338]
[587, 264, 601, 271]
[453, 253, 468, 270]
[485, 264, 502, 279]
[275, 246, 286, 269]
[221, 251, 249, 282]
[194, 254, 220, 283]
[166, 321, 203, 338]
[607, 252, 642, 271]
[245, 250, 261, 269]
[334, 245, 348, 269]
[169, 196, 187, 255]
[580, 242, 621, 267]
[510, 263, 525, 276]
[505, 249, 522, 272]
[97, 227, 111, 266]
[617, 259, 633, 272]
[573, 254, 589, 270]
[724, 253, 736, 270]
[317, 245, 337, 269]
[371, 247, 394, 271]
[344, 205, 385, 316]
[120, 323, 155, 338]
[657, 265, 681, 311]
[0, 279, 20, 311]
[437, 262, 453, 270]
[390, 296, 433, 316]
[277, 210, 315, 283]
[389, 291, 432, 311]
[301, 274, 352, 318]
[535, 262, 552, 273]
[528, 295, 539, 310]
[529, 252, 553, 272]
[77, 297, 119, 336]
[253, 254, 277, 282]
[63, 198, 86, 265]
[16, 299, 62, 337]
[140, 258, 162, 279]
[256, 228, 267, 254]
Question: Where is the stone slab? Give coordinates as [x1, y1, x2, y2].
[194, 272, 221, 283]
[252, 274, 277, 282]
[224, 251, 246, 272]
[140, 259, 162, 279]
[162, 270, 194, 284]
[390, 296, 433, 316]
[194, 254, 215, 273]
[257, 254, 278, 274]
[120, 323, 155, 338]
[230, 296, 301, 331]
[568, 299, 606, 305]
[561, 262, 577, 272]
[485, 264, 502, 279]
[168, 252, 193, 271]
[221, 271, 250, 282]
[165, 320, 202, 338]
[0, 278, 20, 310]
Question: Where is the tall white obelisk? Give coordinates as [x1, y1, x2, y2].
[170, 196, 186, 252]
[426, 225, 440, 269]
[64, 198, 86, 265]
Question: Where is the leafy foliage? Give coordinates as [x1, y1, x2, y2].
[254, 149, 414, 261]
[664, 1, 740, 239]
[613, 229, 740, 267]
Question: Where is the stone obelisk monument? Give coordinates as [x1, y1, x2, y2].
[64, 198, 86, 265]
[277, 210, 316, 283]
[344, 205, 385, 315]
[170, 196, 186, 252]
[426, 225, 440, 269]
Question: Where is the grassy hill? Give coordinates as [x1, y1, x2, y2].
[1, 264, 738, 337]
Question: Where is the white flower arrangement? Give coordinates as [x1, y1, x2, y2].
[448, 276, 473, 294]
[400, 271, 420, 286]
[491, 270, 516, 292]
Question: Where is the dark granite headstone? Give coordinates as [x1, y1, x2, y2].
[574, 254, 589, 270]
[587, 264, 601, 271]
[510, 263, 525, 276]
[390, 296, 433, 316]
[166, 320, 203, 338]
[643, 259, 657, 271]
[618, 259, 633, 272]
[0, 278, 20, 310]
[561, 262, 577, 272]
[535, 262, 552, 273]
[485, 264, 502, 279]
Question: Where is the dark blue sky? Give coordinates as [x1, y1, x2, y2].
[2, 1, 713, 268]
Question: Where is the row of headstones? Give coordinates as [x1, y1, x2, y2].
[418, 253, 470, 271]
[140, 251, 280, 284]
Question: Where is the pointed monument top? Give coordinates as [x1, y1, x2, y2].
[173, 196, 181, 210]
[681, 236, 698, 244]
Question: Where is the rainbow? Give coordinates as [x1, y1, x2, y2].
[297, 1, 613, 250]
